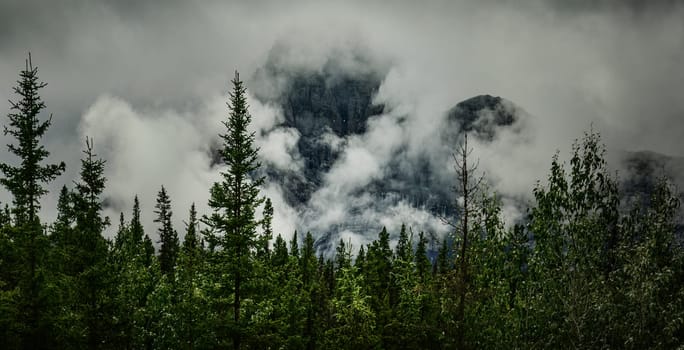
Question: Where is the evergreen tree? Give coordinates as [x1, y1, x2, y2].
[415, 232, 431, 284]
[0, 54, 65, 349]
[174, 203, 212, 349]
[365, 227, 393, 346]
[71, 137, 112, 348]
[155, 185, 179, 277]
[301, 232, 320, 349]
[334, 239, 350, 273]
[395, 223, 412, 263]
[110, 199, 158, 349]
[0, 53, 65, 225]
[50, 186, 74, 274]
[290, 230, 300, 259]
[143, 234, 155, 266]
[355, 245, 366, 275]
[202, 71, 264, 349]
[130, 196, 145, 247]
[272, 234, 289, 267]
[181, 203, 201, 267]
[436, 237, 450, 275]
[325, 243, 379, 349]
[258, 198, 273, 259]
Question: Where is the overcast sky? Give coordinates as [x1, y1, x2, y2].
[1, 0, 683, 247]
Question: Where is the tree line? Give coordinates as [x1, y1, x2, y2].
[0, 55, 682, 349]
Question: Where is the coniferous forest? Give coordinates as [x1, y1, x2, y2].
[1, 56, 683, 350]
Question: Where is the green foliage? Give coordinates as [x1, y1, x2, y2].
[0, 55, 65, 349]
[0, 59, 681, 349]
[527, 131, 622, 348]
[0, 54, 65, 226]
[325, 244, 380, 350]
[155, 185, 179, 277]
[201, 71, 264, 349]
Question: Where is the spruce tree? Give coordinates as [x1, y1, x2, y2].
[202, 71, 264, 349]
[415, 232, 431, 285]
[258, 198, 273, 259]
[181, 203, 201, 265]
[395, 223, 412, 262]
[0, 54, 65, 349]
[272, 234, 289, 267]
[334, 239, 350, 273]
[71, 137, 112, 348]
[155, 185, 178, 277]
[436, 237, 450, 275]
[290, 230, 300, 259]
[130, 195, 145, 246]
[0, 53, 65, 225]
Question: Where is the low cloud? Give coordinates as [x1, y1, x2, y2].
[0, 0, 682, 251]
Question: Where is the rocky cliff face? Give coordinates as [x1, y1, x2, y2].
[253, 65, 384, 206]
[251, 54, 524, 249]
[249, 52, 682, 249]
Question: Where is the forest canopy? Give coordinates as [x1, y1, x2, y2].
[0, 55, 682, 349]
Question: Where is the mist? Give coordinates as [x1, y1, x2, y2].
[1, 0, 683, 249]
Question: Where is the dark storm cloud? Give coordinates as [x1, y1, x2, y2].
[545, 0, 682, 13]
[0, 0, 683, 246]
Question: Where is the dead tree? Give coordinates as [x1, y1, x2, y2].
[441, 132, 484, 349]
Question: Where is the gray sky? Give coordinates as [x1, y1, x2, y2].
[1, 0, 683, 247]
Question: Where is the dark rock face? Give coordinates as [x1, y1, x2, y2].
[254, 66, 520, 206]
[619, 151, 684, 207]
[252, 58, 523, 245]
[262, 71, 384, 205]
[250, 51, 682, 248]
[447, 95, 516, 140]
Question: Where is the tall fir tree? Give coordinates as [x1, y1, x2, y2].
[0, 53, 65, 226]
[0, 54, 65, 349]
[202, 71, 264, 349]
[181, 203, 201, 266]
[257, 198, 273, 259]
[272, 234, 289, 268]
[130, 196, 145, 247]
[154, 185, 179, 277]
[395, 224, 412, 263]
[71, 137, 112, 348]
[290, 230, 300, 259]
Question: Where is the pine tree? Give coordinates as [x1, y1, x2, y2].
[71, 137, 112, 348]
[72, 138, 109, 232]
[365, 227, 393, 346]
[355, 245, 367, 275]
[290, 230, 300, 259]
[334, 239, 350, 273]
[272, 234, 289, 267]
[143, 234, 155, 266]
[202, 71, 264, 349]
[258, 198, 273, 259]
[155, 186, 179, 277]
[50, 185, 74, 274]
[395, 224, 412, 262]
[415, 232, 431, 284]
[130, 195, 145, 247]
[0, 54, 65, 349]
[175, 202, 210, 349]
[181, 203, 201, 267]
[325, 243, 379, 349]
[301, 231, 319, 349]
[0, 53, 65, 226]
